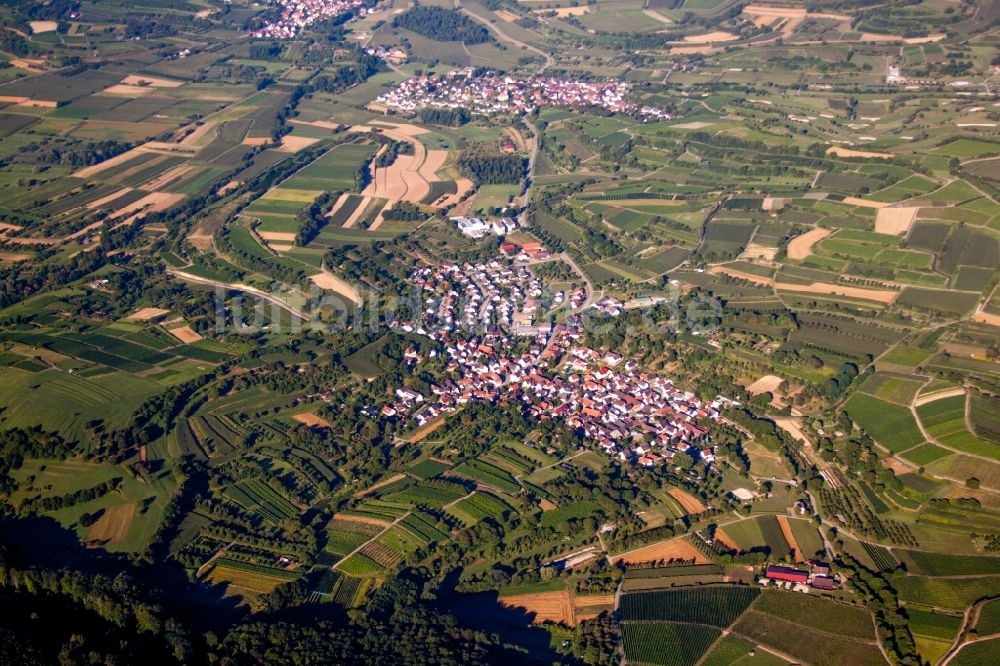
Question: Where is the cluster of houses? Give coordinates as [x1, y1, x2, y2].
[376, 67, 673, 120]
[453, 215, 518, 239]
[398, 260, 546, 337]
[250, 0, 368, 38]
[761, 562, 841, 593]
[375, 258, 732, 469]
[365, 45, 408, 65]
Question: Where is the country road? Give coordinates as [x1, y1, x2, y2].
[167, 269, 310, 320]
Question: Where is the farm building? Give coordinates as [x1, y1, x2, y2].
[765, 565, 810, 584]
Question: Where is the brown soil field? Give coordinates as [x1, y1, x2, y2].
[775, 281, 898, 303]
[104, 84, 153, 96]
[419, 149, 449, 181]
[16, 99, 57, 108]
[0, 252, 31, 263]
[540, 6, 590, 17]
[612, 536, 710, 566]
[167, 325, 203, 344]
[125, 307, 171, 321]
[741, 243, 779, 261]
[309, 270, 361, 305]
[293, 412, 332, 428]
[402, 413, 451, 443]
[826, 146, 893, 159]
[86, 503, 135, 546]
[882, 456, 912, 475]
[743, 5, 850, 21]
[337, 512, 392, 526]
[682, 31, 739, 43]
[709, 266, 774, 287]
[777, 515, 804, 563]
[539, 498, 558, 511]
[116, 192, 186, 226]
[786, 227, 830, 260]
[325, 192, 352, 218]
[0, 222, 22, 233]
[857, 32, 945, 43]
[773, 417, 810, 444]
[642, 9, 672, 24]
[746, 374, 783, 396]
[575, 593, 614, 608]
[354, 473, 408, 498]
[277, 135, 319, 152]
[667, 45, 727, 55]
[914, 387, 965, 407]
[86, 187, 135, 210]
[242, 136, 271, 146]
[73, 147, 148, 178]
[668, 487, 707, 514]
[715, 528, 741, 552]
[65, 220, 106, 241]
[495, 9, 519, 21]
[258, 231, 297, 242]
[841, 196, 889, 209]
[121, 74, 184, 88]
[972, 310, 1000, 328]
[1, 236, 57, 246]
[269, 243, 293, 252]
[366, 200, 395, 231]
[499, 590, 576, 625]
[144, 164, 195, 191]
[436, 178, 475, 208]
[601, 198, 682, 208]
[28, 20, 58, 33]
[0, 96, 29, 104]
[342, 195, 375, 229]
[874, 207, 918, 235]
[218, 180, 241, 195]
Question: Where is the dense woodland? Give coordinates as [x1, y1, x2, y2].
[392, 6, 492, 44]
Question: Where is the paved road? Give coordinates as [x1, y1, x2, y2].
[455, 2, 553, 72]
[167, 269, 310, 320]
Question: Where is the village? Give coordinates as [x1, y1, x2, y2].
[373, 254, 730, 471]
[375, 67, 673, 120]
[250, 0, 368, 39]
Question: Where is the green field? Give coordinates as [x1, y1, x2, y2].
[845, 394, 925, 453]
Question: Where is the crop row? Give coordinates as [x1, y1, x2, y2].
[620, 586, 759, 626]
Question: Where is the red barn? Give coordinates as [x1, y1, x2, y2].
[765, 565, 809, 584]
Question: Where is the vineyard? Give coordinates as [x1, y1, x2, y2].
[331, 575, 364, 607]
[446, 491, 513, 526]
[359, 541, 405, 568]
[225, 478, 299, 524]
[751, 590, 875, 640]
[620, 586, 759, 626]
[337, 552, 386, 577]
[399, 511, 450, 542]
[898, 550, 1000, 576]
[326, 518, 383, 555]
[819, 486, 918, 545]
[452, 459, 521, 493]
[862, 541, 898, 572]
[190, 414, 246, 456]
[621, 622, 721, 666]
[385, 479, 468, 507]
[406, 458, 450, 480]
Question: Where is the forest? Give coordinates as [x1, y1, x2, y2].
[457, 143, 525, 185]
[392, 6, 491, 44]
